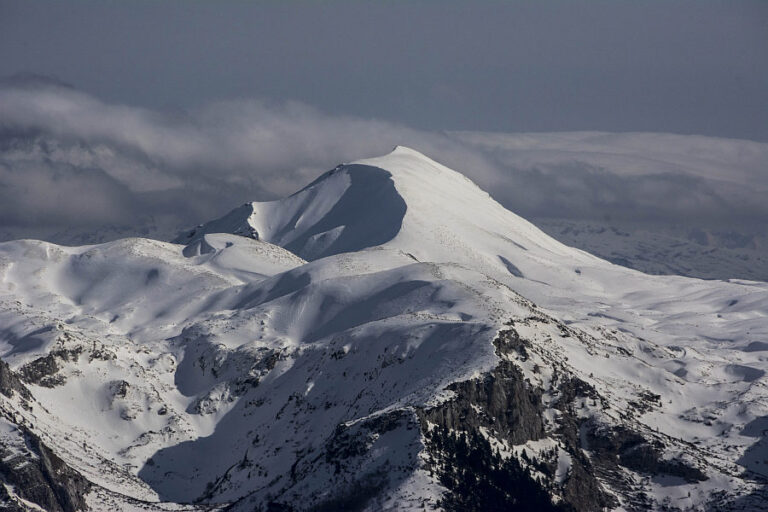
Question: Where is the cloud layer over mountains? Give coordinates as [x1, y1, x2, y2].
[1, 77, 767, 243]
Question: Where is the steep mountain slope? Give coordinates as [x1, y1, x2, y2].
[179, 146, 767, 377]
[1, 147, 767, 510]
[177, 146, 593, 270]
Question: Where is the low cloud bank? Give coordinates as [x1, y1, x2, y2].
[1, 77, 766, 243]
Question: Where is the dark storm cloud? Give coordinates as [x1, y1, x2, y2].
[0, 79, 441, 238]
[0, 1, 766, 140]
[0, 159, 137, 227]
[489, 164, 766, 224]
[0, 79, 766, 244]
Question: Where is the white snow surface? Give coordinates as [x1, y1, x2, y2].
[1, 146, 766, 510]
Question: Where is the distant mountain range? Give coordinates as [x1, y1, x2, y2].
[535, 219, 768, 281]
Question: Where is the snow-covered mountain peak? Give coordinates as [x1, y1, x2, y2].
[177, 146, 590, 276]
[2, 147, 768, 510]
[389, 144, 422, 155]
[355, 144, 501, 212]
[357, 144, 476, 181]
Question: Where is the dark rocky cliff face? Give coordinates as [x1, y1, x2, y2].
[420, 359, 545, 446]
[0, 428, 91, 512]
[0, 359, 32, 401]
[416, 322, 715, 512]
[417, 327, 613, 512]
[0, 358, 91, 512]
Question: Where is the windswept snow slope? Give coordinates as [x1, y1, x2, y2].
[0, 147, 766, 510]
[183, 146, 767, 358]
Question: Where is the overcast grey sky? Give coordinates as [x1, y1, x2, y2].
[1, 0, 767, 140]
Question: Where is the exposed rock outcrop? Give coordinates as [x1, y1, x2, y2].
[0, 358, 91, 511]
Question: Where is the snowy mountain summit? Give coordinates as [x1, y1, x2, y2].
[1, 147, 767, 511]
